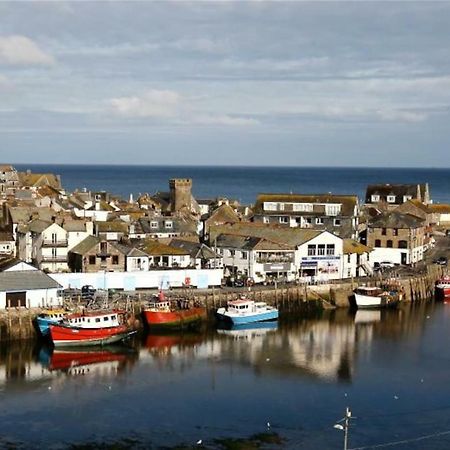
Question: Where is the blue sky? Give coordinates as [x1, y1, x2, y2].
[1, 1, 450, 167]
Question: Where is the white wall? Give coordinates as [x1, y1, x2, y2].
[296, 232, 344, 280]
[0, 288, 61, 308]
[49, 268, 223, 290]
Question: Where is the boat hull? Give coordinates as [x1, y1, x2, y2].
[354, 293, 398, 309]
[49, 324, 136, 347]
[36, 316, 63, 336]
[216, 309, 279, 325]
[142, 307, 206, 329]
[435, 286, 450, 300]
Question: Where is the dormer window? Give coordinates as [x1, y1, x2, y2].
[150, 221, 158, 229]
[165, 221, 173, 229]
[387, 195, 396, 203]
[403, 195, 412, 202]
[371, 195, 380, 202]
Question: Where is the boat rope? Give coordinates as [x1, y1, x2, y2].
[349, 429, 450, 449]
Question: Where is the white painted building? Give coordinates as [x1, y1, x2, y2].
[0, 270, 62, 308]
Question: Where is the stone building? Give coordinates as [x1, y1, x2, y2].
[68, 236, 127, 273]
[367, 212, 426, 265]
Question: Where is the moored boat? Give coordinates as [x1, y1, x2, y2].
[435, 276, 450, 302]
[36, 309, 66, 336]
[49, 310, 137, 347]
[142, 291, 206, 330]
[216, 298, 278, 325]
[353, 286, 401, 309]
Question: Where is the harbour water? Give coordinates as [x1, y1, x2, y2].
[0, 302, 449, 449]
[14, 164, 450, 205]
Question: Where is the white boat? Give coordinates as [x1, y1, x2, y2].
[216, 298, 278, 325]
[353, 286, 400, 309]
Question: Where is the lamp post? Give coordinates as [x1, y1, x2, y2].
[334, 407, 353, 450]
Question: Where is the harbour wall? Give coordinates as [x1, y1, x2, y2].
[0, 264, 446, 342]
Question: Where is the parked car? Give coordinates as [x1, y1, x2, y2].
[379, 261, 396, 269]
[81, 285, 96, 299]
[433, 256, 448, 266]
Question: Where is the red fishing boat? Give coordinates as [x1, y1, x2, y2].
[435, 276, 450, 302]
[49, 310, 137, 347]
[142, 291, 206, 329]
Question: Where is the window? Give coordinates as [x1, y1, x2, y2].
[403, 195, 412, 202]
[307, 245, 316, 256]
[230, 250, 235, 257]
[264, 202, 277, 211]
[150, 221, 158, 229]
[242, 251, 248, 260]
[263, 217, 270, 224]
[387, 240, 393, 248]
[375, 239, 381, 247]
[95, 318, 101, 323]
[325, 205, 341, 216]
[393, 229, 398, 236]
[104, 316, 109, 321]
[89, 255, 96, 265]
[381, 228, 387, 236]
[326, 244, 335, 256]
[112, 255, 119, 265]
[100, 241, 107, 252]
[279, 216, 289, 224]
[334, 219, 341, 226]
[165, 221, 173, 229]
[318, 244, 326, 256]
[347, 254, 351, 263]
[316, 218, 324, 225]
[387, 195, 396, 203]
[398, 240, 408, 249]
[371, 195, 380, 202]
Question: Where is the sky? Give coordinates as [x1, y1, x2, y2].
[1, 1, 450, 167]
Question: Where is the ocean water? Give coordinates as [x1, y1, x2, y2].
[0, 304, 449, 449]
[15, 164, 450, 205]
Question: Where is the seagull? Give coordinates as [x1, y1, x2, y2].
[266, 358, 270, 362]
[267, 422, 271, 430]
[196, 439, 203, 445]
[344, 393, 348, 397]
[394, 395, 399, 400]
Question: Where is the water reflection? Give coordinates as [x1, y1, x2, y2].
[0, 303, 437, 388]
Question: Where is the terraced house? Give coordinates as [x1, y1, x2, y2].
[252, 193, 359, 239]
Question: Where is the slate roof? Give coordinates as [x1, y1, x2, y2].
[205, 204, 240, 225]
[96, 221, 129, 233]
[18, 172, 61, 189]
[369, 212, 425, 229]
[209, 222, 323, 248]
[63, 221, 87, 232]
[138, 216, 197, 234]
[254, 193, 358, 216]
[28, 219, 53, 234]
[142, 240, 190, 256]
[0, 270, 61, 291]
[69, 235, 100, 255]
[170, 239, 220, 259]
[8, 206, 55, 224]
[343, 239, 372, 255]
[365, 184, 428, 204]
[216, 234, 294, 251]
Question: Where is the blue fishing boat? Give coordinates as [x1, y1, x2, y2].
[36, 309, 66, 336]
[216, 298, 278, 325]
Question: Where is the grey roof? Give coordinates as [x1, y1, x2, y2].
[28, 219, 53, 234]
[369, 212, 425, 229]
[63, 221, 87, 232]
[138, 216, 197, 234]
[0, 270, 61, 292]
[365, 184, 429, 204]
[170, 239, 219, 260]
[69, 235, 100, 255]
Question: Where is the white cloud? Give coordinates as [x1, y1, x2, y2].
[190, 114, 259, 126]
[0, 35, 55, 66]
[109, 89, 180, 118]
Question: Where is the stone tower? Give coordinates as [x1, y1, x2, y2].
[169, 178, 192, 212]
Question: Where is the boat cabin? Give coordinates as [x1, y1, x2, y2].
[354, 287, 383, 297]
[65, 311, 121, 329]
[39, 309, 66, 319]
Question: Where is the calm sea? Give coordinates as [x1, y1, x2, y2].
[15, 165, 450, 205]
[0, 304, 449, 449]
